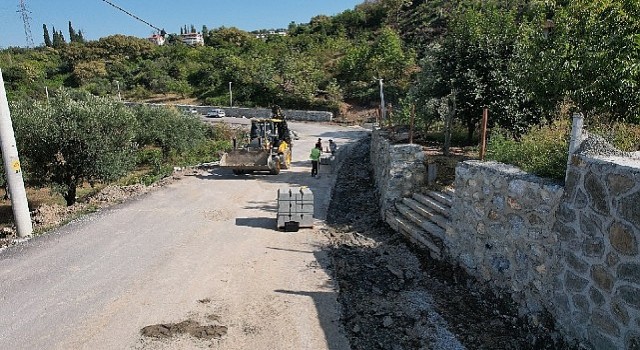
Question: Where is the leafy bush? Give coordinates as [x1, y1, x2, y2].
[131, 104, 207, 159]
[487, 119, 570, 181]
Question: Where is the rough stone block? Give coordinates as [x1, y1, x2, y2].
[619, 190, 640, 227]
[609, 221, 638, 256]
[617, 263, 640, 284]
[607, 173, 635, 195]
[585, 171, 609, 214]
[591, 310, 621, 337]
[591, 265, 615, 292]
[611, 298, 630, 326]
[589, 286, 605, 306]
[565, 251, 589, 274]
[584, 236, 606, 258]
[618, 285, 640, 310]
[573, 293, 590, 313]
[566, 270, 589, 292]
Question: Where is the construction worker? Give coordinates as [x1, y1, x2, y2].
[310, 144, 321, 177]
[277, 139, 289, 166]
[329, 140, 337, 155]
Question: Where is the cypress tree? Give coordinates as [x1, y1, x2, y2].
[76, 29, 85, 43]
[43, 24, 52, 47]
[68, 21, 77, 42]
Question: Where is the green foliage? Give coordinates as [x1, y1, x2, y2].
[130, 105, 207, 159]
[514, 0, 640, 123]
[487, 120, 570, 181]
[11, 89, 139, 205]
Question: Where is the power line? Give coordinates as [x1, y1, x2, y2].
[98, 0, 161, 32]
[17, 0, 34, 47]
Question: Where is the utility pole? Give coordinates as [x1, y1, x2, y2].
[229, 81, 233, 107]
[0, 69, 33, 237]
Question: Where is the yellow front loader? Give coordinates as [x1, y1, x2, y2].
[219, 118, 292, 175]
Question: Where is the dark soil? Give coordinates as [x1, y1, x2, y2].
[141, 319, 228, 340]
[325, 136, 578, 350]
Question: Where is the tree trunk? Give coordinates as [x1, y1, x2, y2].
[64, 175, 78, 206]
[466, 120, 475, 145]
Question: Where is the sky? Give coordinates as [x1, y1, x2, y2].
[0, 0, 364, 48]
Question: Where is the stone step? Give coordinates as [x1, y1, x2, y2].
[413, 193, 450, 218]
[386, 210, 442, 258]
[424, 190, 453, 208]
[401, 197, 450, 231]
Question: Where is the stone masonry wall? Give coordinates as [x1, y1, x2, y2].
[369, 129, 640, 349]
[552, 154, 640, 349]
[370, 130, 426, 216]
[448, 161, 564, 315]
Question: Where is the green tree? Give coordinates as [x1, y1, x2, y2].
[43, 24, 52, 47]
[131, 105, 206, 159]
[52, 27, 66, 48]
[515, 0, 640, 123]
[411, 1, 531, 141]
[11, 89, 138, 206]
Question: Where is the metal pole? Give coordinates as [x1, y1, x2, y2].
[378, 79, 386, 126]
[479, 108, 489, 160]
[0, 69, 33, 237]
[229, 82, 233, 107]
[45, 86, 49, 102]
[115, 80, 122, 101]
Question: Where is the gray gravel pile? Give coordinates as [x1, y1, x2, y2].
[576, 133, 631, 157]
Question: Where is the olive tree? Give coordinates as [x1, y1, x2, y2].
[11, 89, 138, 206]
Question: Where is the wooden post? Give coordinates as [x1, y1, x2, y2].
[409, 104, 415, 144]
[479, 108, 489, 160]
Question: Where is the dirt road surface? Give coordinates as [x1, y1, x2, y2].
[0, 121, 368, 350]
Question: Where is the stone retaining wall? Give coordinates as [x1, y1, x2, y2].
[177, 105, 333, 122]
[369, 128, 640, 349]
[448, 161, 564, 314]
[370, 130, 426, 216]
[552, 154, 640, 349]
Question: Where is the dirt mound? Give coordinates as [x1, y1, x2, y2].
[141, 320, 228, 340]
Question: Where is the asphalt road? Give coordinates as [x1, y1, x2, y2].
[0, 121, 369, 349]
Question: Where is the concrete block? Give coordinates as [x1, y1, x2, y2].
[277, 187, 314, 229]
[278, 187, 295, 200]
[277, 213, 314, 228]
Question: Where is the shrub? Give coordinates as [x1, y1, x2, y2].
[487, 119, 570, 181]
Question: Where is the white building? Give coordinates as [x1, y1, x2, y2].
[180, 32, 204, 46]
[147, 34, 165, 46]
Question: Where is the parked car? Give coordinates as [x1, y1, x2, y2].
[188, 108, 198, 114]
[205, 108, 226, 118]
